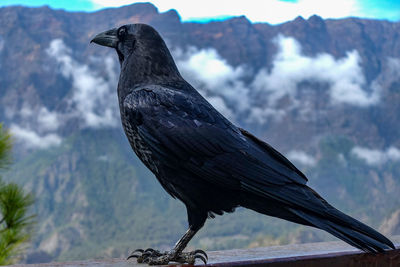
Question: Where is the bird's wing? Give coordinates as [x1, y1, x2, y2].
[123, 85, 308, 191]
[238, 128, 308, 182]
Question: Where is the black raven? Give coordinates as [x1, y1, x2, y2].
[91, 24, 395, 265]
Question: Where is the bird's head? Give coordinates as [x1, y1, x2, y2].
[91, 24, 182, 86]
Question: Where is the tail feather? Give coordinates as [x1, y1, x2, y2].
[240, 182, 395, 253]
[326, 208, 395, 250]
[289, 208, 395, 253]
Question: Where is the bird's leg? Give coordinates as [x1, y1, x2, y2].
[127, 226, 207, 265]
[168, 227, 207, 263]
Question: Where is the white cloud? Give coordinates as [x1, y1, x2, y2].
[38, 107, 61, 131]
[351, 146, 400, 166]
[206, 96, 235, 121]
[252, 35, 380, 107]
[387, 57, 400, 78]
[174, 47, 248, 121]
[387, 147, 400, 161]
[286, 150, 317, 166]
[8, 39, 119, 149]
[46, 39, 118, 128]
[173, 35, 381, 125]
[10, 124, 62, 149]
[14, 103, 63, 132]
[10, 104, 63, 148]
[246, 106, 286, 124]
[20, 104, 33, 118]
[20, 105, 60, 131]
[97, 155, 109, 162]
[177, 48, 245, 89]
[89, 0, 362, 24]
[174, 47, 285, 124]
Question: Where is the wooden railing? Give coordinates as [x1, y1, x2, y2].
[10, 235, 400, 266]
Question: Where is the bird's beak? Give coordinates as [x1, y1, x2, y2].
[90, 28, 118, 48]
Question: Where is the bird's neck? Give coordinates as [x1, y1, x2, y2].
[117, 54, 184, 102]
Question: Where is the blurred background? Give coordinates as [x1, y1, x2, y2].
[0, 0, 400, 264]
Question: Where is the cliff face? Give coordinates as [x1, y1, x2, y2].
[1, 3, 400, 263]
[2, 4, 400, 149]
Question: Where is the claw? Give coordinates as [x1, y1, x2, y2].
[127, 254, 139, 260]
[132, 248, 144, 254]
[127, 249, 145, 260]
[194, 254, 207, 264]
[193, 249, 208, 260]
[127, 247, 208, 265]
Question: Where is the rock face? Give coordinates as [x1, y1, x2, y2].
[1, 3, 400, 149]
[1, 3, 400, 263]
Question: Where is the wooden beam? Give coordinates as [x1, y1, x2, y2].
[9, 235, 400, 266]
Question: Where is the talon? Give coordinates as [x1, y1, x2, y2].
[127, 249, 145, 260]
[193, 249, 208, 260]
[132, 248, 144, 254]
[195, 254, 207, 264]
[127, 254, 139, 260]
[126, 247, 208, 265]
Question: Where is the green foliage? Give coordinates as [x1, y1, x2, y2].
[0, 124, 35, 265]
[0, 124, 12, 169]
[0, 182, 35, 265]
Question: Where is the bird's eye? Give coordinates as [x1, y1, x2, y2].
[118, 27, 127, 39]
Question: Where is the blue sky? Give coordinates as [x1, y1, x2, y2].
[1, 0, 399, 24]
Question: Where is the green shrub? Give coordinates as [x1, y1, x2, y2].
[0, 124, 35, 265]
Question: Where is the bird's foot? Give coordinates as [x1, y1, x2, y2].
[127, 248, 208, 265]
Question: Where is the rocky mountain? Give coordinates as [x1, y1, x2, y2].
[0, 2, 400, 263]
